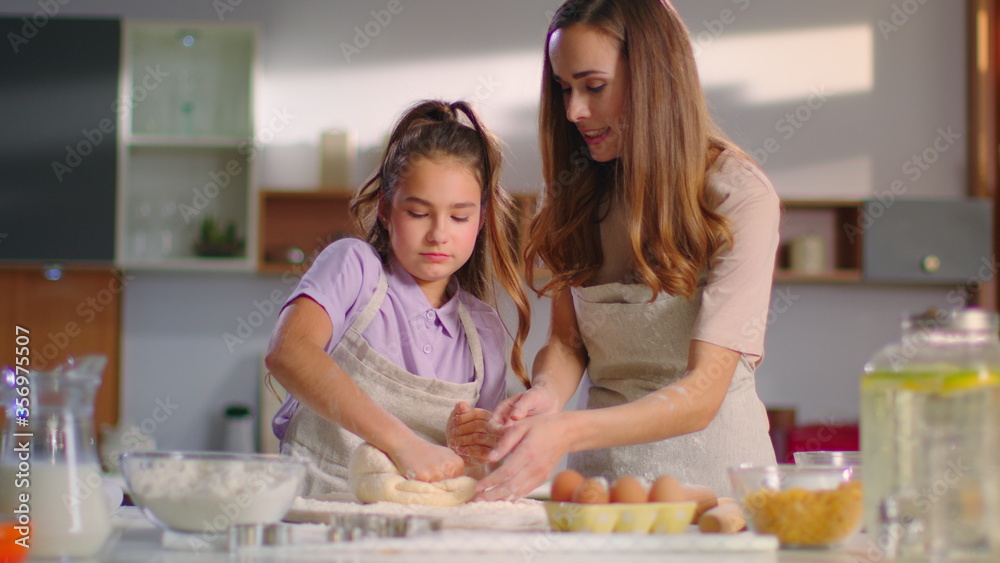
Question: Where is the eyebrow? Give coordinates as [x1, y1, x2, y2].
[403, 195, 478, 209]
[553, 70, 607, 81]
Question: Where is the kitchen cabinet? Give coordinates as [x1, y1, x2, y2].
[861, 199, 991, 284]
[117, 22, 258, 271]
[0, 267, 121, 431]
[777, 199, 992, 285]
[0, 17, 120, 264]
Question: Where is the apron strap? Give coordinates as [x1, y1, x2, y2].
[345, 271, 389, 336]
[344, 268, 484, 389]
[456, 300, 485, 385]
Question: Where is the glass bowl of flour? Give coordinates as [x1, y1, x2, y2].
[120, 451, 307, 535]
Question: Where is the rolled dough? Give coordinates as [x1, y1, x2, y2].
[348, 442, 476, 506]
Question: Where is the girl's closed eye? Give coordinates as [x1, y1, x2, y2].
[407, 210, 428, 219]
[587, 84, 606, 93]
[452, 216, 471, 223]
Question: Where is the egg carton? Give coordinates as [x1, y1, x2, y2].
[544, 501, 696, 534]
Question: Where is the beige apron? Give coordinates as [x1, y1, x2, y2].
[282, 272, 484, 495]
[567, 281, 775, 496]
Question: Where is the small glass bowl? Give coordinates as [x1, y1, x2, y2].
[728, 464, 863, 548]
[793, 450, 862, 482]
[120, 451, 307, 536]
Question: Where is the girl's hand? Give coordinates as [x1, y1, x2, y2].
[447, 401, 498, 465]
[473, 413, 569, 501]
[388, 439, 465, 483]
[487, 385, 558, 432]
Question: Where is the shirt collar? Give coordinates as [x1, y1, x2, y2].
[386, 260, 462, 338]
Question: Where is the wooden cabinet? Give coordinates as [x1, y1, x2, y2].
[117, 21, 258, 271]
[0, 268, 121, 430]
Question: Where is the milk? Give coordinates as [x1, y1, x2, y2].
[28, 463, 112, 558]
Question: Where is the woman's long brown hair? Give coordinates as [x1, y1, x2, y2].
[527, 0, 744, 299]
[350, 100, 531, 387]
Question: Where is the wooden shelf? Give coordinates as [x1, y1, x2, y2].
[775, 200, 863, 283]
[773, 269, 863, 283]
[257, 190, 357, 274]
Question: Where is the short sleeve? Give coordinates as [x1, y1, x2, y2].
[691, 155, 780, 361]
[284, 238, 383, 351]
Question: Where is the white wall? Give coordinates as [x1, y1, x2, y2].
[2, 0, 973, 448]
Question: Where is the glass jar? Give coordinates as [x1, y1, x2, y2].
[861, 308, 1000, 561]
[1, 355, 113, 559]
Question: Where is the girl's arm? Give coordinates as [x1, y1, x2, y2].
[488, 289, 589, 427]
[266, 296, 464, 483]
[475, 339, 739, 501]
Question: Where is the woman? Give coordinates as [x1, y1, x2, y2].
[467, 0, 780, 500]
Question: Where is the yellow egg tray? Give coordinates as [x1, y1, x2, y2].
[544, 501, 697, 534]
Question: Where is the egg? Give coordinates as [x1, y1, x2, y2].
[682, 485, 720, 523]
[571, 477, 610, 504]
[648, 474, 684, 503]
[550, 469, 585, 502]
[610, 476, 647, 503]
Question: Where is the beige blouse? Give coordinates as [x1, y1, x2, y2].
[590, 150, 780, 361]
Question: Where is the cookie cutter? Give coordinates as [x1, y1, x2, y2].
[229, 514, 442, 550]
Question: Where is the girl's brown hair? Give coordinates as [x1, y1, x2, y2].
[350, 100, 531, 387]
[527, 0, 744, 299]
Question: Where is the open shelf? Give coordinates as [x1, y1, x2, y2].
[257, 191, 357, 274]
[117, 21, 258, 271]
[775, 200, 864, 284]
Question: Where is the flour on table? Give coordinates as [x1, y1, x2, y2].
[288, 497, 549, 531]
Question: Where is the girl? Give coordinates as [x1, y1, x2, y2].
[472, 0, 780, 500]
[267, 100, 529, 494]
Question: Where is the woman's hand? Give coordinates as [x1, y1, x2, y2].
[488, 384, 559, 432]
[474, 412, 573, 501]
[447, 401, 498, 466]
[388, 439, 465, 483]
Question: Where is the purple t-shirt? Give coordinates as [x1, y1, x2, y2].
[272, 238, 509, 440]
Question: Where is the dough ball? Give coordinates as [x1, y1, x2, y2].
[347, 442, 477, 507]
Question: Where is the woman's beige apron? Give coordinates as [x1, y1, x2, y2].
[282, 273, 484, 495]
[567, 281, 775, 496]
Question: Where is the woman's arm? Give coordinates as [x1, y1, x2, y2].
[266, 296, 464, 482]
[475, 339, 739, 500]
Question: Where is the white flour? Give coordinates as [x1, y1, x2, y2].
[126, 458, 302, 533]
[289, 497, 549, 531]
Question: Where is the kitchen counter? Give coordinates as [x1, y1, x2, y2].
[46, 508, 883, 563]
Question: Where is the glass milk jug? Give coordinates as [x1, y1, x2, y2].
[1, 355, 113, 559]
[861, 309, 1000, 561]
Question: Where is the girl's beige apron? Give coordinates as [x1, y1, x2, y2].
[568, 281, 775, 495]
[282, 273, 484, 495]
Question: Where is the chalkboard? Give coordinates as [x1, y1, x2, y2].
[0, 17, 120, 263]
